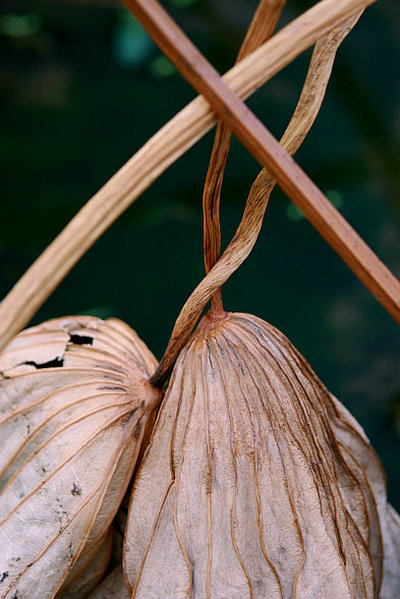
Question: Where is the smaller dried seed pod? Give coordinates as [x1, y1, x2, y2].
[0, 316, 161, 599]
[124, 311, 400, 599]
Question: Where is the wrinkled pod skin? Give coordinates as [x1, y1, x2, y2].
[0, 316, 161, 599]
[87, 566, 130, 599]
[124, 311, 400, 599]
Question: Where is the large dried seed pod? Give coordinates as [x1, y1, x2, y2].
[0, 316, 160, 599]
[124, 311, 400, 598]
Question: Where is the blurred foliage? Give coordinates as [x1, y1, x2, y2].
[0, 0, 399, 506]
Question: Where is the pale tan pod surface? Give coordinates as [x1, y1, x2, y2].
[87, 565, 130, 599]
[326, 395, 400, 598]
[0, 316, 160, 599]
[56, 528, 113, 599]
[124, 312, 399, 598]
[257, 322, 400, 595]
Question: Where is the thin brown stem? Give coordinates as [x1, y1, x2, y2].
[0, 0, 386, 353]
[124, 0, 399, 341]
[150, 9, 389, 388]
[203, 0, 285, 315]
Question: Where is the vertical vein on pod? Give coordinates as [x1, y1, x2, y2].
[132, 483, 175, 595]
[336, 451, 379, 593]
[220, 331, 284, 597]
[211, 334, 254, 597]
[227, 323, 305, 599]
[256, 366, 308, 598]
[259, 326, 348, 438]
[171, 352, 195, 598]
[232, 320, 367, 594]
[293, 378, 378, 576]
[227, 322, 306, 594]
[249, 326, 367, 569]
[234, 323, 346, 548]
[201, 341, 213, 599]
[130, 478, 174, 594]
[168, 360, 185, 480]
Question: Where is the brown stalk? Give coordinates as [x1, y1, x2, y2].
[203, 0, 285, 315]
[150, 11, 364, 388]
[0, 0, 384, 353]
[124, 0, 400, 329]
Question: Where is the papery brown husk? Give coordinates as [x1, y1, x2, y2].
[0, 316, 160, 599]
[124, 311, 400, 598]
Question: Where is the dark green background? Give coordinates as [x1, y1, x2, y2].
[1, 0, 399, 508]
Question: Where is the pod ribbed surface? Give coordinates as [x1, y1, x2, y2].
[0, 316, 159, 599]
[124, 312, 399, 599]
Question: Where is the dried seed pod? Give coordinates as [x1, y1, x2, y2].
[124, 311, 400, 598]
[0, 316, 160, 599]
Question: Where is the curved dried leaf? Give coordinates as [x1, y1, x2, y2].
[57, 528, 113, 599]
[124, 312, 399, 598]
[0, 316, 160, 599]
[87, 566, 130, 599]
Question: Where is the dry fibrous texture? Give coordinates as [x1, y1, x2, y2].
[0, 317, 160, 599]
[87, 566, 130, 599]
[0, 2, 399, 598]
[124, 312, 400, 598]
[57, 528, 113, 599]
[202, 0, 285, 314]
[327, 396, 400, 599]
